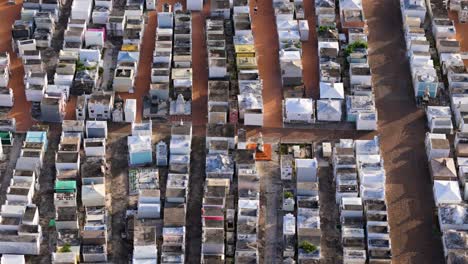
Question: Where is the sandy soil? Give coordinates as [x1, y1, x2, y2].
[0, 0, 193, 128]
[248, 0, 447, 263]
[64, 95, 77, 120]
[249, 0, 283, 128]
[106, 132, 133, 262]
[29, 126, 61, 264]
[62, 1, 159, 122]
[256, 143, 282, 263]
[115, 0, 211, 134]
[0, 133, 24, 206]
[0, 0, 35, 131]
[118, 10, 157, 123]
[449, 10, 468, 67]
[247, 126, 371, 142]
[0, 0, 454, 263]
[317, 155, 341, 264]
[248, 0, 319, 128]
[363, 0, 444, 263]
[301, 0, 319, 99]
[185, 136, 205, 264]
[190, 0, 209, 133]
[0, 0, 72, 129]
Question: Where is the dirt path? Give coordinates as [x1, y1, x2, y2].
[249, 0, 320, 127]
[186, 136, 205, 263]
[29, 127, 60, 264]
[301, 0, 319, 99]
[449, 11, 468, 67]
[184, 1, 210, 261]
[363, 0, 444, 263]
[257, 143, 282, 263]
[0, 133, 24, 205]
[0, 1, 35, 131]
[190, 0, 209, 134]
[119, 10, 157, 122]
[250, 0, 283, 128]
[107, 133, 132, 262]
[317, 159, 341, 264]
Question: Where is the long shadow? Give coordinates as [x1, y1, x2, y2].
[363, 0, 444, 263]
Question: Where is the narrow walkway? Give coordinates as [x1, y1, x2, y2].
[0, 1, 34, 131]
[257, 144, 282, 263]
[108, 133, 133, 262]
[185, 0, 209, 260]
[301, 0, 319, 99]
[317, 159, 341, 264]
[449, 10, 468, 67]
[191, 0, 209, 134]
[0, 133, 24, 206]
[119, 10, 157, 122]
[250, 0, 283, 128]
[186, 136, 205, 263]
[363, 0, 444, 263]
[30, 128, 61, 263]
